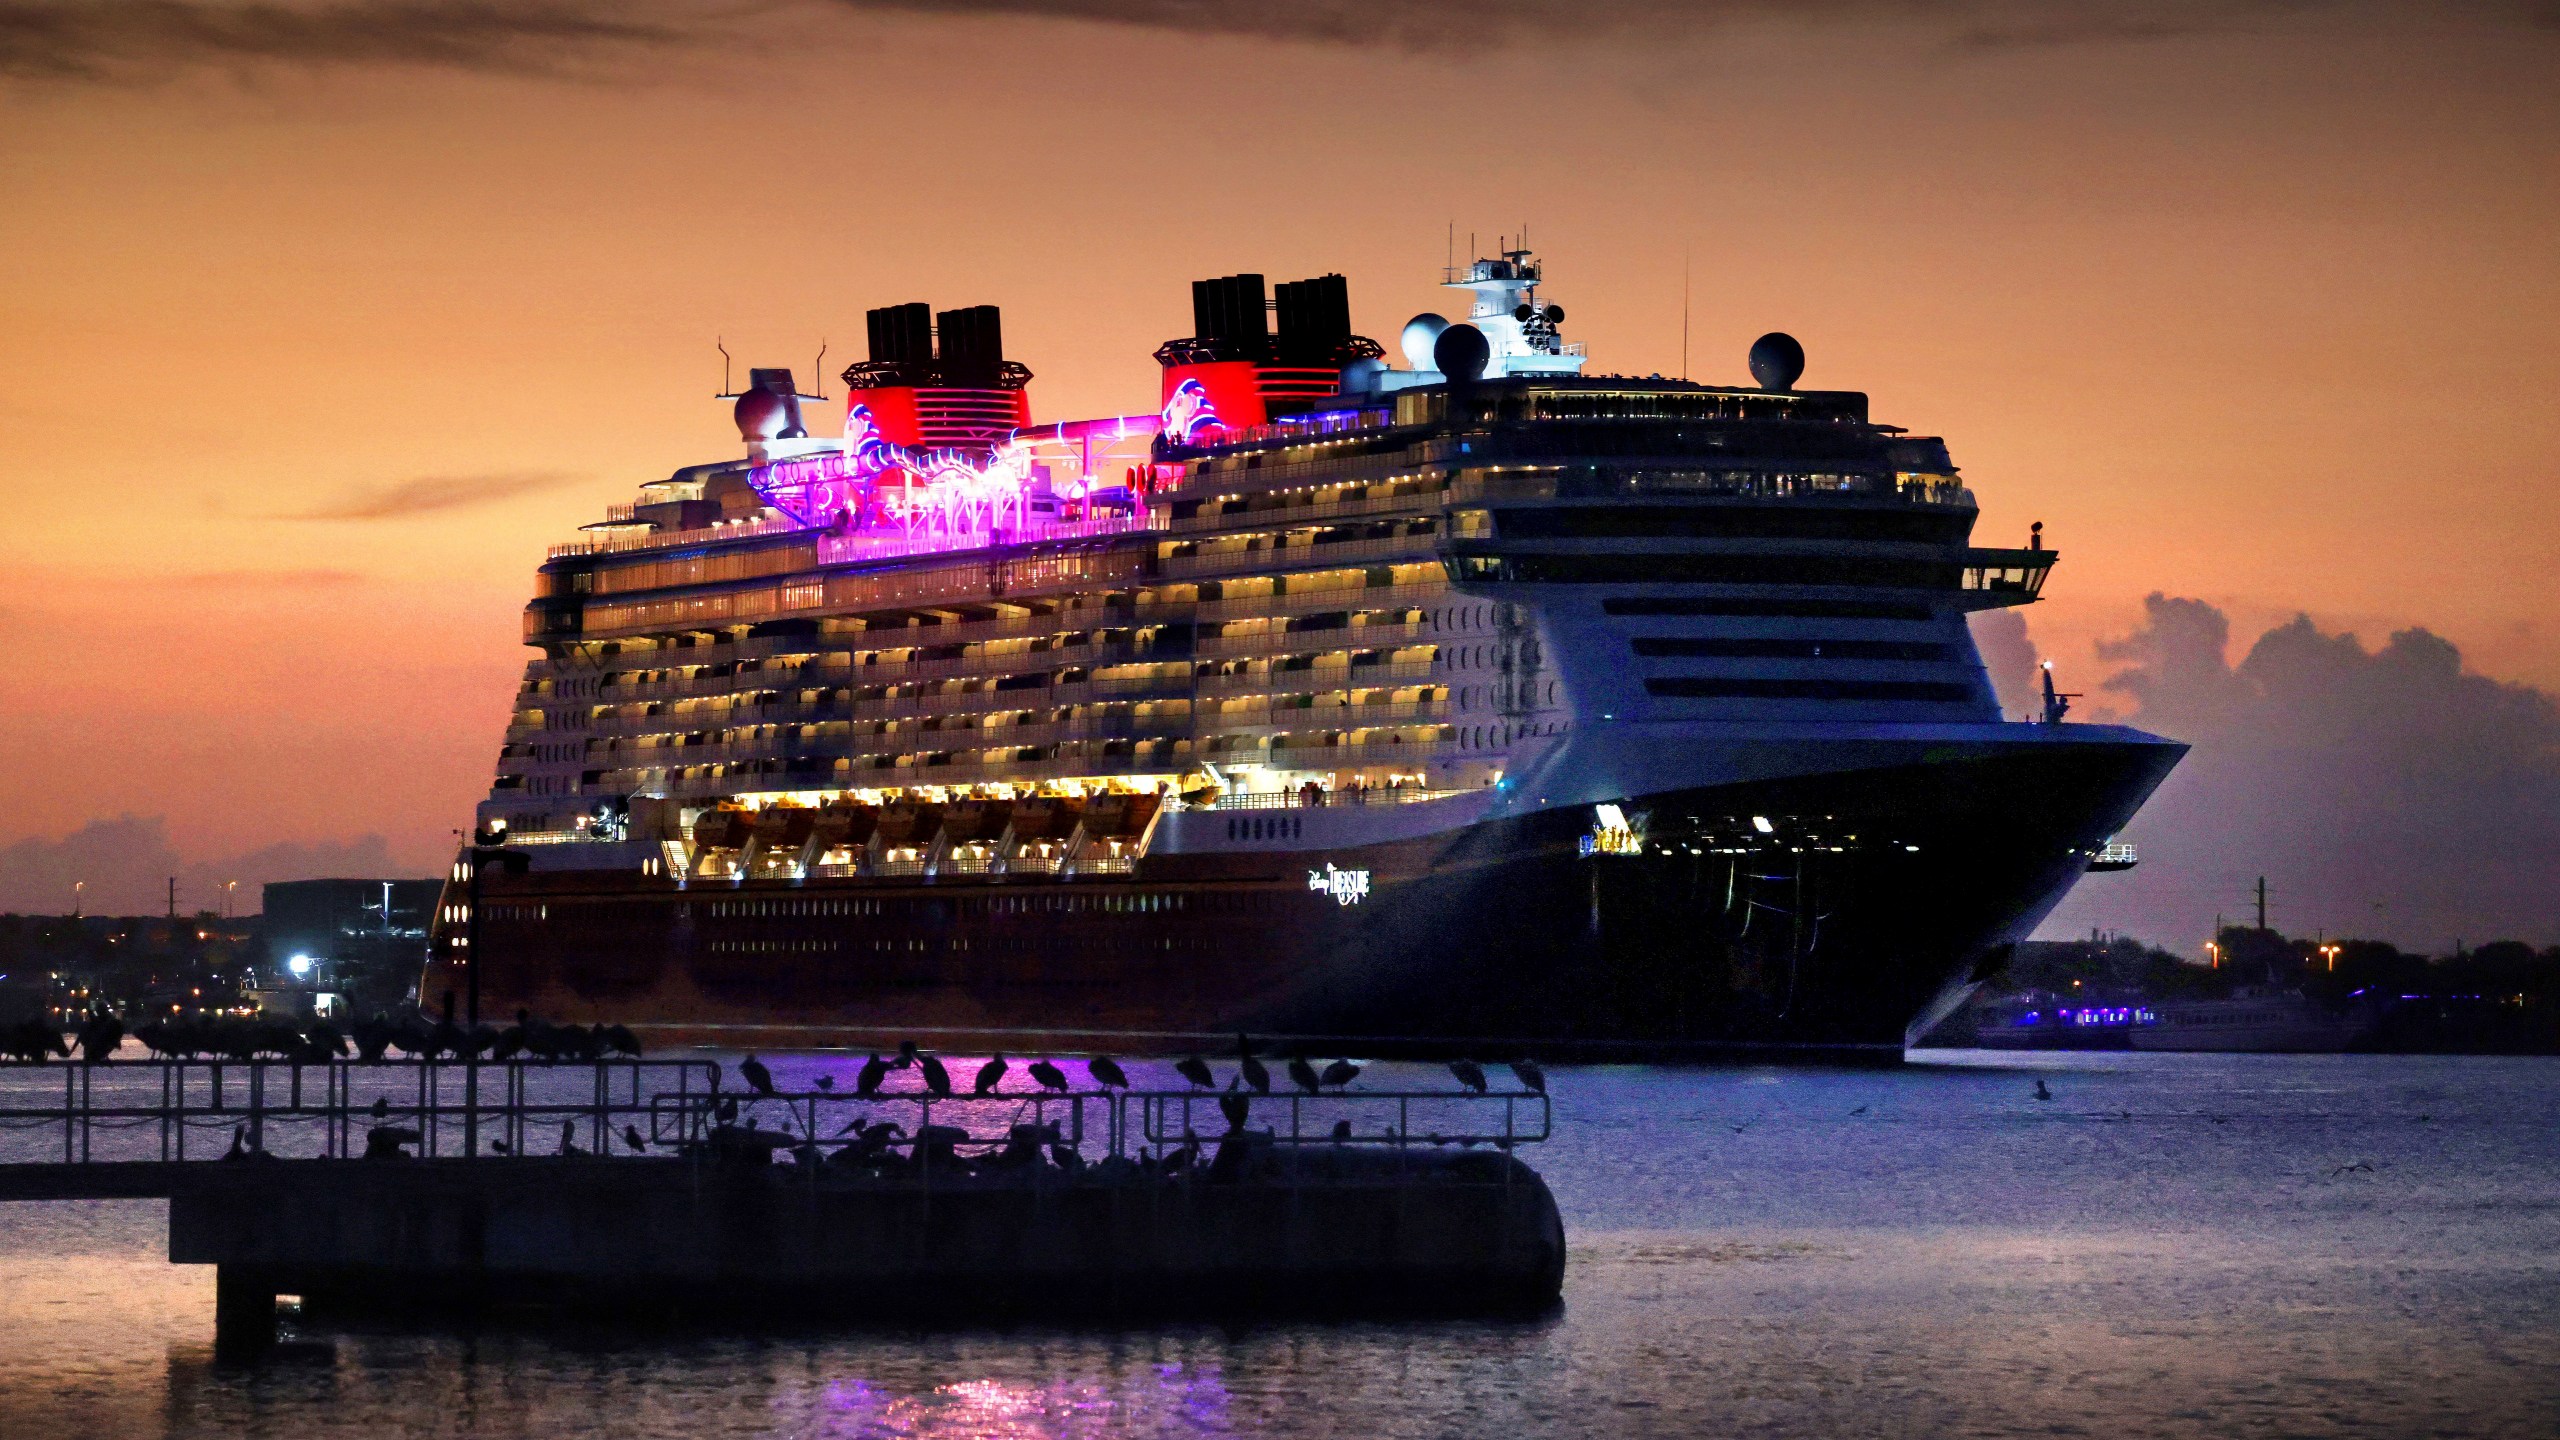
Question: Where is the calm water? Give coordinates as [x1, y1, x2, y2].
[3, 1050, 2555, 1438]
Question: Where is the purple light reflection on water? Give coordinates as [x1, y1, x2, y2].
[780, 1363, 1230, 1438]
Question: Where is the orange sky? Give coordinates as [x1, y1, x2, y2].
[2, 3, 2555, 890]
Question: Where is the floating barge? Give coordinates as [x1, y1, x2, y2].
[0, 1056, 1564, 1355]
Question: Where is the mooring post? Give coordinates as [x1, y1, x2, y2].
[211, 1265, 278, 1364]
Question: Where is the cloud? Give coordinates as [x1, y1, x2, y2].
[0, 0, 699, 85]
[826, 0, 2538, 53]
[285, 470, 585, 521]
[2041, 593, 2560, 949]
[3, 0, 2541, 86]
[0, 814, 406, 914]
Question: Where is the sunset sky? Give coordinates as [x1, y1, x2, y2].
[1, 1, 2554, 941]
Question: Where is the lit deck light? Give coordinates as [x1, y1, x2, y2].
[1751, 816, 1775, 834]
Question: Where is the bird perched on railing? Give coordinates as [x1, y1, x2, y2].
[739, 1053, 777, 1096]
[1449, 1059, 1488, 1094]
[623, 1124, 648, 1153]
[1287, 1056, 1322, 1095]
[369, 1095, 390, 1119]
[558, 1121, 584, 1157]
[856, 1054, 891, 1096]
[1218, 1085, 1251, 1133]
[897, 1039, 920, 1068]
[974, 1054, 1009, 1095]
[603, 1024, 643, 1058]
[813, 1074, 835, 1092]
[1509, 1059, 1546, 1095]
[74, 1008, 123, 1063]
[1028, 1058, 1068, 1093]
[3, 1021, 69, 1063]
[919, 1053, 953, 1098]
[1319, 1059, 1361, 1090]
[1088, 1055, 1129, 1090]
[1236, 1034, 1270, 1093]
[1174, 1056, 1215, 1089]
[350, 1014, 393, 1062]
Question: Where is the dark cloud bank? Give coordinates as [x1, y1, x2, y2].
[0, 814, 398, 915]
[2030, 596, 2560, 951]
[4, 0, 2549, 86]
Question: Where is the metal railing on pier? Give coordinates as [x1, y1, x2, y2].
[0, 1060, 719, 1165]
[0, 1060, 1548, 1178]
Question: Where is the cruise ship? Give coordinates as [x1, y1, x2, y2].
[420, 250, 2184, 1060]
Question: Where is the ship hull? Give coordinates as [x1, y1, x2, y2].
[426, 730, 2180, 1061]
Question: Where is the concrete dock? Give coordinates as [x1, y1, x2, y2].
[175, 1148, 1564, 1341]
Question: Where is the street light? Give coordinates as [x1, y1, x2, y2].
[2320, 943, 2342, 972]
[72, 881, 83, 918]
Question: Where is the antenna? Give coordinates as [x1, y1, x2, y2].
[716, 337, 733, 398]
[1446, 219, 1454, 276]
[811, 340, 828, 401]
[1680, 247, 1691, 381]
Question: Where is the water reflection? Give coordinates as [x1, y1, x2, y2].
[2, 1054, 2556, 1438]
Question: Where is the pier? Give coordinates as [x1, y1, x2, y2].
[0, 1055, 1564, 1356]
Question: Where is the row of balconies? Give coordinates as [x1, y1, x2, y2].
[506, 651, 1450, 744]
[603, 732, 1470, 803]
[1156, 525, 1439, 580]
[592, 633, 1177, 705]
[580, 695, 1454, 766]
[568, 648, 1441, 736]
[1161, 478, 1441, 536]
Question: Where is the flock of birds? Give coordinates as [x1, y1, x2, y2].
[724, 1036, 1547, 1102]
[0, 1007, 641, 1065]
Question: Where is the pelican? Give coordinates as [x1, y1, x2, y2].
[1028, 1059, 1068, 1093]
[1319, 1059, 1360, 1089]
[856, 1054, 891, 1096]
[1449, 1059, 1488, 1094]
[1236, 1034, 1270, 1094]
[622, 1124, 648, 1153]
[920, 1053, 953, 1097]
[740, 1053, 777, 1096]
[1509, 1059, 1546, 1095]
[1174, 1056, 1216, 1089]
[974, 1054, 1008, 1095]
[1287, 1056, 1322, 1094]
[1088, 1055, 1130, 1090]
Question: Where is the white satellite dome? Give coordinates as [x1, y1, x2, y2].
[1400, 313, 1449, 372]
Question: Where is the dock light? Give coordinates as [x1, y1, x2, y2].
[1751, 816, 1775, 834]
[288, 954, 314, 978]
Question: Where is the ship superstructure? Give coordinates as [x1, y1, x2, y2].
[427, 253, 2181, 1058]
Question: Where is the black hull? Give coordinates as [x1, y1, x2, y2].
[429, 737, 2181, 1060]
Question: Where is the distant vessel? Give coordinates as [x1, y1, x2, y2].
[1965, 995, 2155, 1049]
[2129, 987, 2368, 1053]
[422, 248, 2184, 1059]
